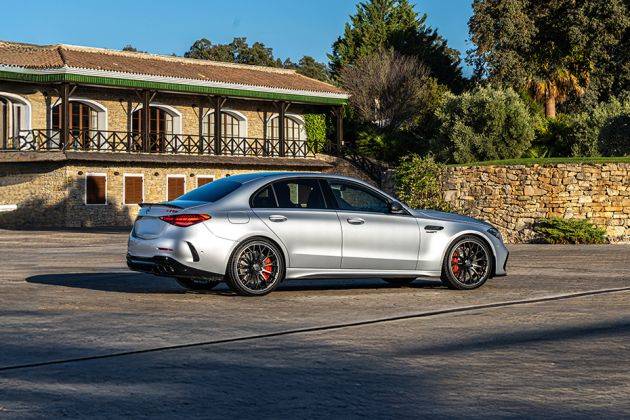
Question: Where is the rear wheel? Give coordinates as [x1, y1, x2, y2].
[441, 236, 492, 290]
[175, 277, 221, 291]
[383, 278, 416, 286]
[225, 239, 285, 296]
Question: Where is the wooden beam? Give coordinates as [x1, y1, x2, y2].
[60, 83, 71, 150]
[142, 90, 150, 152]
[213, 96, 226, 155]
[277, 101, 291, 157]
[335, 105, 344, 154]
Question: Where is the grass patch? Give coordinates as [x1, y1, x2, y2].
[533, 217, 608, 244]
[448, 156, 630, 167]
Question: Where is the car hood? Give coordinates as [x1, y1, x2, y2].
[410, 209, 493, 228]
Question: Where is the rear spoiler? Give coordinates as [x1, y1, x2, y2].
[138, 202, 184, 209]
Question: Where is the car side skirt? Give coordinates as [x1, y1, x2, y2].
[285, 268, 441, 280]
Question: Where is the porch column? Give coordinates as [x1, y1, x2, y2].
[198, 98, 204, 154]
[141, 90, 151, 152]
[277, 101, 290, 157]
[335, 106, 344, 154]
[213, 96, 222, 155]
[60, 83, 71, 150]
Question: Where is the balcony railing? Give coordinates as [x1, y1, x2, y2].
[0, 129, 321, 158]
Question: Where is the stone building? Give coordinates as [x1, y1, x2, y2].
[0, 40, 352, 228]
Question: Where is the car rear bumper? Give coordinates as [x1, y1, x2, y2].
[127, 254, 223, 280]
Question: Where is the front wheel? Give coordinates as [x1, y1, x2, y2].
[441, 236, 492, 290]
[175, 277, 221, 291]
[225, 239, 285, 296]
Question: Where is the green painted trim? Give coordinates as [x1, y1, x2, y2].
[0, 69, 348, 105]
[448, 156, 630, 167]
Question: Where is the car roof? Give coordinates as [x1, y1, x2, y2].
[232, 171, 365, 184]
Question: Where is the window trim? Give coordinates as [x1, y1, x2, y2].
[202, 109, 248, 138]
[84, 172, 108, 206]
[165, 174, 186, 201]
[122, 173, 145, 206]
[196, 175, 215, 188]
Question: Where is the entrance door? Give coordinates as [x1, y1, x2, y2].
[52, 102, 97, 149]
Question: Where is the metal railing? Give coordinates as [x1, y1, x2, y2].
[1, 129, 319, 158]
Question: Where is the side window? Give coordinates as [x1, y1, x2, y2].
[273, 179, 327, 209]
[251, 185, 277, 208]
[328, 181, 389, 213]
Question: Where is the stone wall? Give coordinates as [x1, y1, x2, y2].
[441, 163, 629, 243]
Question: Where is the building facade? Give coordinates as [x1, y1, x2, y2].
[0, 41, 354, 228]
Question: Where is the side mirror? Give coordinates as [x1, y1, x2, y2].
[389, 201, 404, 214]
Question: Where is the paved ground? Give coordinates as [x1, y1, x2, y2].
[0, 229, 628, 418]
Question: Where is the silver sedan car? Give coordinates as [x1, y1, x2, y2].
[127, 172, 509, 296]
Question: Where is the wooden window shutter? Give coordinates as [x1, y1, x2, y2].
[86, 175, 106, 205]
[197, 177, 213, 187]
[167, 177, 185, 201]
[124, 176, 143, 204]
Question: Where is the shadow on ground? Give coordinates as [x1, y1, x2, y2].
[26, 272, 444, 294]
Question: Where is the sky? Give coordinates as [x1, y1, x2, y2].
[1, 0, 473, 73]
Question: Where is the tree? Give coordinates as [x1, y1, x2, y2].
[339, 49, 433, 131]
[468, 0, 629, 116]
[122, 44, 146, 53]
[184, 39, 331, 82]
[329, 0, 464, 91]
[184, 37, 280, 67]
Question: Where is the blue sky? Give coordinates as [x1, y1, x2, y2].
[1, 0, 473, 72]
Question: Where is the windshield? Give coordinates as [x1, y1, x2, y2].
[175, 178, 242, 203]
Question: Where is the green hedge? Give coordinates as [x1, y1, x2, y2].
[533, 218, 608, 244]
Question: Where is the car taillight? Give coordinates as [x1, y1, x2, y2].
[160, 214, 211, 227]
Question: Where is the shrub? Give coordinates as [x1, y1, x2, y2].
[436, 86, 536, 163]
[304, 113, 328, 153]
[533, 217, 608, 244]
[394, 154, 450, 211]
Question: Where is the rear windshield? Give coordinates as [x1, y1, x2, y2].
[176, 178, 242, 203]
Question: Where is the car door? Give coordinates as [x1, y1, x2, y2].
[326, 180, 420, 270]
[251, 178, 342, 269]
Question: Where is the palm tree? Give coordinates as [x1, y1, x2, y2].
[527, 67, 588, 118]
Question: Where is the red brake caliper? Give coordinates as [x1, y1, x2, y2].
[451, 251, 460, 274]
[261, 257, 273, 281]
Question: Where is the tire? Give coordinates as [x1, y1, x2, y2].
[175, 277, 221, 291]
[225, 238, 285, 296]
[441, 235, 492, 290]
[383, 278, 416, 286]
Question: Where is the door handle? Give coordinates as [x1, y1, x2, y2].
[268, 215, 287, 222]
[347, 217, 365, 225]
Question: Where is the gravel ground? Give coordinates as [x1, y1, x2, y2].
[0, 229, 628, 418]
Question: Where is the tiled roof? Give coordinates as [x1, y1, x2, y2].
[0, 41, 346, 96]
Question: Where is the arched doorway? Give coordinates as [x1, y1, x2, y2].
[0, 93, 31, 149]
[51, 100, 105, 149]
[132, 105, 181, 152]
[266, 115, 306, 156]
[202, 110, 247, 154]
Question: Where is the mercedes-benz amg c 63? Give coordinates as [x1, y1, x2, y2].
[127, 172, 509, 296]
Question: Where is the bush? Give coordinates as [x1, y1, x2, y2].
[536, 97, 630, 157]
[533, 217, 608, 244]
[394, 154, 450, 211]
[303, 113, 328, 153]
[436, 86, 536, 163]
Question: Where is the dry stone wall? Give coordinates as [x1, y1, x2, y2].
[441, 163, 629, 243]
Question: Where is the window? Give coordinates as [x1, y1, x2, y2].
[167, 175, 186, 201]
[85, 174, 106, 205]
[52, 101, 100, 149]
[267, 116, 303, 141]
[178, 178, 242, 203]
[273, 179, 326, 209]
[0, 93, 30, 147]
[204, 111, 243, 139]
[328, 181, 389, 213]
[197, 176, 214, 187]
[124, 175, 144, 205]
[251, 185, 276, 208]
